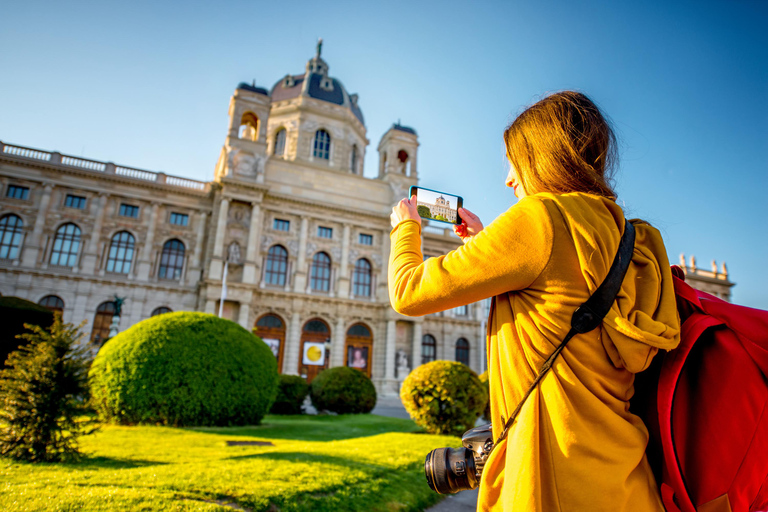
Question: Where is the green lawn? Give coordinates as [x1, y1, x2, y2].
[1, 414, 458, 512]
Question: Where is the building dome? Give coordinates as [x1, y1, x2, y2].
[270, 41, 364, 125]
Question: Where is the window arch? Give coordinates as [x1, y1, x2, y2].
[106, 231, 135, 274]
[0, 214, 24, 260]
[422, 334, 437, 364]
[256, 314, 284, 329]
[350, 144, 358, 173]
[397, 149, 410, 175]
[91, 301, 116, 345]
[274, 128, 286, 157]
[313, 129, 331, 160]
[310, 252, 331, 292]
[151, 306, 172, 316]
[456, 338, 470, 366]
[158, 239, 185, 280]
[353, 258, 372, 297]
[265, 245, 288, 286]
[39, 295, 64, 316]
[239, 111, 259, 141]
[50, 223, 81, 267]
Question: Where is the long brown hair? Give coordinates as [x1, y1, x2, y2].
[504, 91, 618, 199]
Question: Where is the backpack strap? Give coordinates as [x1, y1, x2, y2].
[495, 220, 636, 445]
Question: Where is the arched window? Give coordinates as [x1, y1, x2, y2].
[350, 144, 358, 173]
[50, 223, 81, 267]
[398, 150, 409, 175]
[274, 128, 286, 157]
[256, 314, 284, 329]
[422, 334, 437, 364]
[106, 231, 135, 274]
[353, 258, 372, 297]
[158, 239, 185, 280]
[313, 129, 331, 160]
[91, 301, 116, 345]
[151, 306, 172, 316]
[239, 111, 259, 141]
[39, 295, 64, 316]
[265, 245, 288, 286]
[456, 338, 470, 366]
[310, 252, 331, 292]
[0, 214, 24, 260]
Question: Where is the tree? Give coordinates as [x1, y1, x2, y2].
[0, 317, 96, 462]
[434, 214, 449, 222]
[417, 205, 432, 219]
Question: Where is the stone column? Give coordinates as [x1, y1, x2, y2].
[284, 311, 302, 375]
[292, 216, 309, 292]
[83, 193, 108, 274]
[238, 290, 252, 329]
[204, 299, 216, 314]
[137, 203, 160, 280]
[242, 202, 262, 284]
[187, 211, 208, 285]
[384, 319, 397, 381]
[377, 231, 390, 301]
[21, 183, 53, 267]
[209, 198, 229, 281]
[411, 321, 423, 370]
[337, 224, 351, 296]
[331, 316, 346, 367]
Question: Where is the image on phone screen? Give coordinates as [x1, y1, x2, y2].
[409, 186, 463, 225]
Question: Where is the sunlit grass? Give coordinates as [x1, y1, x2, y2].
[1, 414, 457, 511]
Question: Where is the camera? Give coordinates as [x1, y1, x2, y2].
[424, 423, 494, 494]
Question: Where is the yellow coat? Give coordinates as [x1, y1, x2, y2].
[389, 193, 680, 511]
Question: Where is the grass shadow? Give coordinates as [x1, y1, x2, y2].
[225, 450, 392, 472]
[61, 455, 169, 470]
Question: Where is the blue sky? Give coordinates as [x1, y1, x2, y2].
[1, 0, 766, 308]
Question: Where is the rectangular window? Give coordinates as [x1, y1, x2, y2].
[318, 226, 333, 239]
[119, 203, 139, 218]
[6, 185, 29, 200]
[359, 233, 373, 245]
[65, 194, 87, 209]
[170, 212, 189, 226]
[274, 218, 290, 231]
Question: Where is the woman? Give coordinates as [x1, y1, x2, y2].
[388, 91, 680, 511]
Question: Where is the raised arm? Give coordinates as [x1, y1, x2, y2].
[388, 196, 555, 316]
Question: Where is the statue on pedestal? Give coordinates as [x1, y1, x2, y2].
[108, 295, 126, 339]
[396, 349, 410, 380]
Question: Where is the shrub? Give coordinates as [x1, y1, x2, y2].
[89, 312, 278, 426]
[0, 297, 54, 367]
[478, 370, 491, 422]
[400, 361, 487, 435]
[0, 317, 95, 462]
[310, 367, 377, 414]
[271, 374, 309, 415]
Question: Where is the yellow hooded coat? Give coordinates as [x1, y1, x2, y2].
[388, 193, 680, 511]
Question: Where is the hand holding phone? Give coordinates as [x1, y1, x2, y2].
[453, 207, 484, 244]
[390, 195, 421, 228]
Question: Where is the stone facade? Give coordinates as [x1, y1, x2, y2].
[0, 46, 484, 396]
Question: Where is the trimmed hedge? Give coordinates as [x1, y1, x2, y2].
[89, 312, 278, 426]
[310, 367, 377, 414]
[478, 370, 491, 422]
[0, 297, 55, 367]
[271, 374, 309, 415]
[400, 361, 487, 435]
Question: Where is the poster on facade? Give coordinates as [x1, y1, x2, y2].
[302, 341, 326, 366]
[263, 338, 280, 359]
[347, 345, 369, 370]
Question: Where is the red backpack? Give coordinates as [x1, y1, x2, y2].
[631, 266, 768, 512]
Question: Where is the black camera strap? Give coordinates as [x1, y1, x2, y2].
[495, 220, 636, 445]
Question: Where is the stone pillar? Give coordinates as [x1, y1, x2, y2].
[384, 319, 397, 381]
[243, 202, 262, 284]
[204, 299, 216, 314]
[411, 321, 423, 370]
[284, 311, 302, 375]
[238, 290, 252, 329]
[188, 211, 207, 285]
[377, 231, 390, 301]
[292, 216, 309, 292]
[83, 193, 108, 274]
[337, 224, 351, 296]
[21, 183, 53, 267]
[331, 316, 346, 367]
[137, 203, 160, 280]
[209, 198, 229, 281]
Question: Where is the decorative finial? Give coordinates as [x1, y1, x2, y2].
[252, 79, 256, 87]
[317, 37, 323, 57]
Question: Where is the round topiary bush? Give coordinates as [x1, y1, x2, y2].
[478, 370, 491, 422]
[89, 312, 278, 426]
[310, 367, 377, 414]
[400, 361, 487, 435]
[271, 374, 309, 415]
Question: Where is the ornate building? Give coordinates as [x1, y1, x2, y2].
[0, 44, 484, 395]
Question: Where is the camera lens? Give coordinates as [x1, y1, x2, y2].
[424, 446, 478, 494]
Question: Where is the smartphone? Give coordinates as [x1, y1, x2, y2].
[408, 186, 463, 225]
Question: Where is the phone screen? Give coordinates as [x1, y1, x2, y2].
[409, 186, 463, 225]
